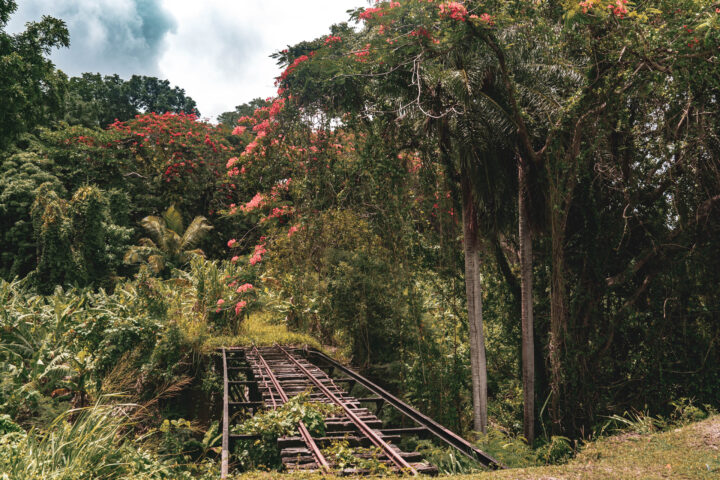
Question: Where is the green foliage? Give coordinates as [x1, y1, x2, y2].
[415, 440, 482, 474]
[0, 151, 65, 278]
[669, 398, 713, 426]
[322, 440, 390, 474]
[0, 259, 243, 425]
[150, 418, 220, 462]
[0, 414, 23, 434]
[217, 97, 269, 126]
[0, 1, 69, 148]
[472, 430, 539, 469]
[124, 206, 213, 277]
[0, 401, 220, 480]
[31, 183, 132, 292]
[30, 183, 76, 293]
[266, 209, 407, 366]
[602, 399, 716, 438]
[535, 436, 575, 465]
[231, 393, 339, 471]
[64, 73, 198, 128]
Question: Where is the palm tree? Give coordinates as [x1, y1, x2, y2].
[124, 206, 213, 275]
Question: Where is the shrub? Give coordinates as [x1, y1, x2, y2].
[231, 393, 339, 471]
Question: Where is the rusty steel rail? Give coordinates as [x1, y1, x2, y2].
[252, 347, 279, 410]
[278, 345, 419, 476]
[252, 346, 331, 474]
[302, 347, 504, 469]
[221, 348, 230, 479]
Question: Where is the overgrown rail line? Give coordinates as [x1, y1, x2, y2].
[220, 345, 502, 477]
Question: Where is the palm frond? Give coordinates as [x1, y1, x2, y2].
[181, 216, 213, 251]
[139, 216, 166, 250]
[162, 205, 184, 235]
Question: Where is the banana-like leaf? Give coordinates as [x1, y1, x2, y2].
[139, 216, 167, 250]
[181, 216, 213, 250]
[163, 205, 184, 236]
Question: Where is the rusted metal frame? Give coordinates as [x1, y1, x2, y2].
[221, 348, 230, 479]
[252, 346, 331, 474]
[278, 345, 418, 476]
[249, 348, 278, 409]
[304, 348, 504, 469]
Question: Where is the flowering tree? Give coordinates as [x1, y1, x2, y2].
[258, 0, 720, 438]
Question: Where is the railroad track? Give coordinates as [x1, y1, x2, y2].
[220, 345, 502, 477]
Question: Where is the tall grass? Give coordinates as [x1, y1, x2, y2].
[0, 400, 163, 479]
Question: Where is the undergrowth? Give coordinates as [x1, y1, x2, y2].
[230, 393, 340, 472]
[0, 400, 218, 480]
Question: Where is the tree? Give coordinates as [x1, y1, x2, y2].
[30, 183, 74, 293]
[30, 183, 131, 293]
[124, 206, 213, 276]
[0, 150, 65, 279]
[64, 73, 198, 128]
[217, 98, 270, 126]
[270, 0, 563, 434]
[0, 0, 69, 148]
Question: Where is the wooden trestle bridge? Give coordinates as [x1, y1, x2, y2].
[220, 345, 502, 477]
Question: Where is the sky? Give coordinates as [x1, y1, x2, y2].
[7, 0, 367, 121]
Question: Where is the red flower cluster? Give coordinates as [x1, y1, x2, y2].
[234, 300, 247, 315]
[359, 7, 385, 21]
[249, 240, 267, 266]
[609, 0, 628, 17]
[579, 0, 596, 14]
[325, 35, 342, 45]
[354, 44, 371, 62]
[275, 54, 310, 85]
[241, 193, 265, 213]
[439, 2, 468, 21]
[478, 13, 494, 24]
[261, 205, 294, 223]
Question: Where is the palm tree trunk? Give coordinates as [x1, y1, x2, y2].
[518, 160, 535, 443]
[462, 178, 488, 433]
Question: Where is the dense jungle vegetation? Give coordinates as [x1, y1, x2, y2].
[1, 0, 719, 478]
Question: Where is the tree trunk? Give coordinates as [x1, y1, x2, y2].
[462, 178, 488, 433]
[518, 160, 535, 444]
[548, 186, 568, 433]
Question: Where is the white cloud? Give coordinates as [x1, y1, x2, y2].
[159, 0, 366, 121]
[7, 0, 368, 121]
[7, 0, 176, 77]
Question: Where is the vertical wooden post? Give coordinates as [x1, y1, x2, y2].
[221, 348, 229, 478]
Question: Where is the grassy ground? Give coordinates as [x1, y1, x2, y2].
[201, 312, 322, 353]
[226, 415, 720, 479]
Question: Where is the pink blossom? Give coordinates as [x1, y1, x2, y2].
[439, 2, 468, 21]
[236, 283, 254, 293]
[216, 298, 225, 306]
[235, 300, 247, 315]
[249, 243, 267, 265]
[478, 13, 494, 24]
[232, 126, 246, 135]
[227, 239, 237, 248]
[241, 193, 265, 212]
[231, 256, 239, 263]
